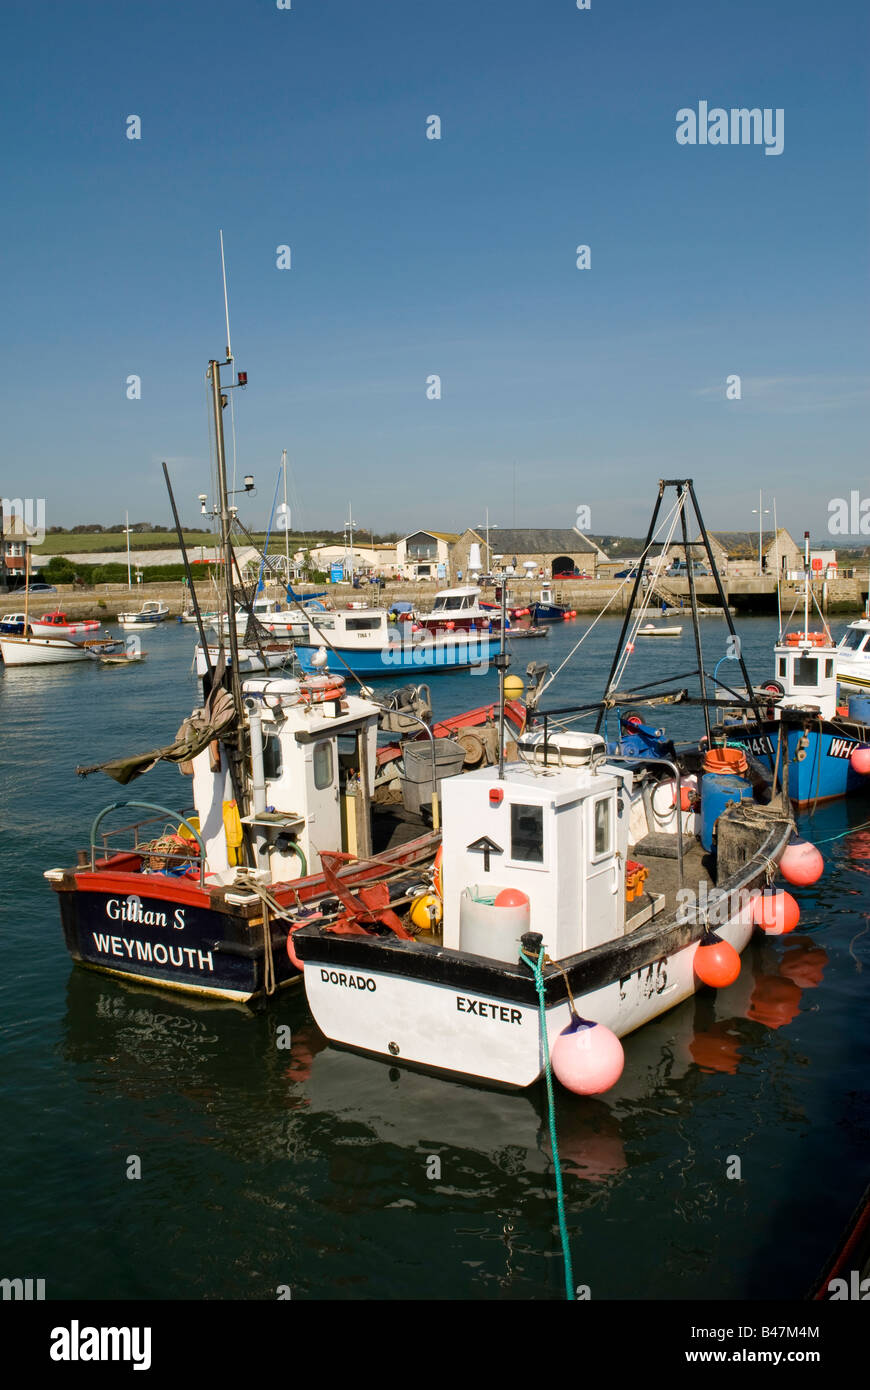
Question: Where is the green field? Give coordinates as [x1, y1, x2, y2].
[33, 531, 312, 555]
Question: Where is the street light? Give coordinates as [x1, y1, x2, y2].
[751, 491, 770, 576]
[475, 511, 498, 574]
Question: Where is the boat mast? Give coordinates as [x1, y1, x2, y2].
[208, 357, 244, 713]
[804, 529, 810, 635]
[282, 449, 290, 587]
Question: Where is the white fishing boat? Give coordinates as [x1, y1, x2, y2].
[835, 616, 870, 691]
[118, 600, 170, 630]
[294, 728, 792, 1089]
[292, 480, 799, 1092]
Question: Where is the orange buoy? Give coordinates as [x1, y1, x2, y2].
[780, 836, 824, 887]
[751, 888, 800, 935]
[432, 846, 443, 899]
[694, 931, 741, 988]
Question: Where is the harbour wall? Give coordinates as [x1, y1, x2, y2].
[10, 575, 868, 619]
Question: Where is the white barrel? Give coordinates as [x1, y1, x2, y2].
[242, 677, 301, 707]
[459, 886, 530, 964]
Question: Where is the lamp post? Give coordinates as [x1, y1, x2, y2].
[751, 491, 770, 576]
[475, 512, 498, 575]
[123, 511, 133, 591]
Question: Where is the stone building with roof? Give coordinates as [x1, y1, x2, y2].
[451, 527, 606, 582]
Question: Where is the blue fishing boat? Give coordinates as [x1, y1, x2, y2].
[295, 587, 501, 678]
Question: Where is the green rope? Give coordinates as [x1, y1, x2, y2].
[811, 816, 870, 845]
[519, 945, 575, 1302]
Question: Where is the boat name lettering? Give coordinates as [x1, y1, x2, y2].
[319, 969, 376, 992]
[745, 735, 774, 757]
[457, 997, 522, 1024]
[91, 933, 213, 972]
[828, 737, 858, 760]
[105, 897, 185, 930]
[619, 959, 668, 1001]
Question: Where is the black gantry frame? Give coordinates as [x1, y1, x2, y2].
[593, 479, 768, 749]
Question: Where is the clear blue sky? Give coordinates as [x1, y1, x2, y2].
[1, 0, 867, 539]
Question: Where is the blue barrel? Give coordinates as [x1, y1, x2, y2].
[848, 692, 870, 722]
[700, 773, 753, 853]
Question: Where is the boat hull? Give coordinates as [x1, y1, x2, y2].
[48, 833, 438, 1002]
[0, 635, 94, 665]
[734, 719, 870, 807]
[295, 818, 791, 1087]
[295, 635, 498, 677]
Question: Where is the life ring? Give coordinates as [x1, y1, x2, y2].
[433, 846, 443, 899]
[784, 632, 827, 647]
[759, 679, 785, 720]
[299, 676, 346, 704]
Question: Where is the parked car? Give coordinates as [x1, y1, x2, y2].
[24, 582, 58, 592]
[614, 567, 639, 579]
[668, 560, 710, 577]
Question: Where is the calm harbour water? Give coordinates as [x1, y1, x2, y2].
[1, 614, 869, 1300]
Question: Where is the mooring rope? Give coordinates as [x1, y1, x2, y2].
[519, 943, 575, 1302]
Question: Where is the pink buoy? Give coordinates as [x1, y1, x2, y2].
[779, 836, 824, 887]
[751, 888, 800, 935]
[850, 745, 870, 775]
[286, 926, 304, 972]
[550, 1015, 624, 1095]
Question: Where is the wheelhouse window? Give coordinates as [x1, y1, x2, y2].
[345, 617, 382, 631]
[262, 731, 283, 781]
[778, 657, 787, 677]
[793, 657, 819, 687]
[593, 798, 612, 857]
[510, 803, 544, 863]
[825, 658, 834, 678]
[313, 741, 334, 789]
[842, 629, 868, 652]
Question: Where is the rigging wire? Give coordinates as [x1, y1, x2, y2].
[539, 491, 687, 698]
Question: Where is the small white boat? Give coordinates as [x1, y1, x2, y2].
[118, 601, 170, 630]
[637, 623, 683, 638]
[0, 634, 118, 666]
[194, 642, 292, 677]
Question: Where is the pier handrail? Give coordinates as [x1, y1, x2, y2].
[89, 801, 207, 888]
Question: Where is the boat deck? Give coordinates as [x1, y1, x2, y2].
[625, 837, 712, 932]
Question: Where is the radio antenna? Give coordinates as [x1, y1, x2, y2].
[219, 228, 233, 362]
